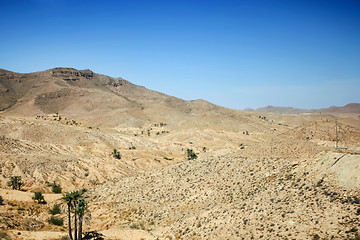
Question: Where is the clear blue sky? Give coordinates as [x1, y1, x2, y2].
[1, 0, 359, 109]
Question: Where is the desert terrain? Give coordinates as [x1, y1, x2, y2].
[0, 68, 359, 240]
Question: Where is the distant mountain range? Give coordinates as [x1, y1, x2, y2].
[245, 103, 360, 114]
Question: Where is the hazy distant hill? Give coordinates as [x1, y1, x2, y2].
[246, 103, 360, 114]
[319, 103, 360, 114]
[250, 106, 310, 114]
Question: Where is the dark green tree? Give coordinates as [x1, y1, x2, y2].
[52, 182, 62, 193]
[112, 149, 121, 159]
[187, 149, 198, 160]
[72, 190, 82, 240]
[48, 216, 64, 226]
[61, 192, 74, 240]
[61, 189, 88, 240]
[32, 192, 45, 204]
[76, 199, 91, 240]
[7, 176, 23, 190]
[49, 203, 61, 215]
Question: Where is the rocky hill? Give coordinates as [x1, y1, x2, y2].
[0, 68, 289, 190]
[1, 67, 231, 128]
[89, 150, 360, 240]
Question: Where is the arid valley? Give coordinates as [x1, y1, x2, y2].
[0, 68, 359, 240]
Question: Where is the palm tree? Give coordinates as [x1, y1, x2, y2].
[72, 190, 82, 240]
[71, 189, 87, 240]
[61, 192, 74, 240]
[61, 189, 88, 240]
[76, 199, 91, 240]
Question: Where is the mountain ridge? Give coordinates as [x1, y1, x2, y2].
[246, 103, 360, 114]
[0, 67, 225, 128]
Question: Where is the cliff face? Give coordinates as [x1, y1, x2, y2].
[50, 67, 94, 80]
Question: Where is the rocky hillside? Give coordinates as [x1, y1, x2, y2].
[89, 151, 360, 240]
[0, 67, 226, 128]
[0, 67, 295, 191]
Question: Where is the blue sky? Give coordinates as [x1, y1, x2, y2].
[0, 0, 359, 109]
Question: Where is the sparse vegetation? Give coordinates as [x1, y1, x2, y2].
[52, 182, 62, 193]
[112, 148, 121, 159]
[187, 149, 198, 160]
[32, 192, 46, 204]
[130, 222, 145, 230]
[82, 231, 104, 240]
[312, 233, 320, 240]
[48, 216, 64, 226]
[7, 176, 23, 190]
[49, 204, 61, 215]
[17, 207, 25, 211]
[0, 231, 11, 240]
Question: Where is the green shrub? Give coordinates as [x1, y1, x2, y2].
[48, 216, 63, 226]
[113, 149, 121, 159]
[7, 176, 22, 190]
[187, 149, 198, 160]
[82, 231, 104, 240]
[312, 234, 320, 240]
[0, 196, 4, 205]
[0, 231, 11, 240]
[49, 204, 61, 215]
[130, 222, 145, 230]
[32, 192, 45, 204]
[130, 223, 140, 229]
[52, 182, 62, 194]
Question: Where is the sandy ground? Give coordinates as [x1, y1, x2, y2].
[7, 230, 66, 240]
[0, 189, 61, 203]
